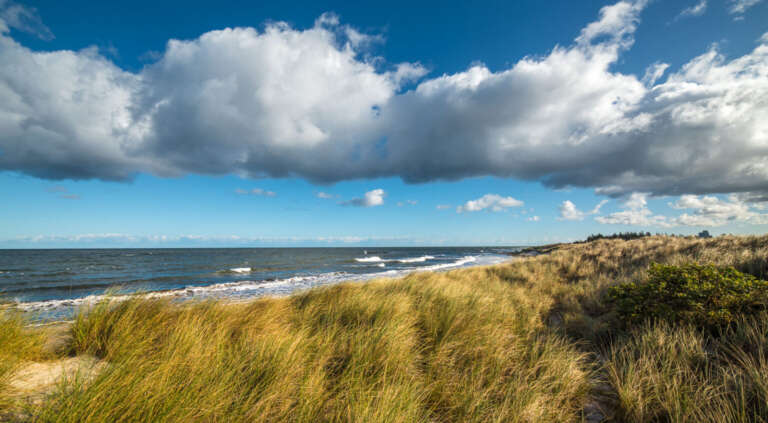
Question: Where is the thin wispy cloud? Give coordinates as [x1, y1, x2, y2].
[0, 0, 53, 40]
[678, 0, 707, 18]
[45, 185, 81, 200]
[45, 185, 67, 194]
[641, 62, 670, 85]
[315, 191, 337, 199]
[236, 188, 277, 197]
[729, 0, 764, 15]
[4, 233, 419, 246]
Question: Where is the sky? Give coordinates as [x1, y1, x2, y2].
[1, 0, 768, 247]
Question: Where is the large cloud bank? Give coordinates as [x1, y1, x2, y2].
[1, 1, 768, 199]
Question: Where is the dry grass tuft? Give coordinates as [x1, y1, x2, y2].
[0, 306, 47, 417]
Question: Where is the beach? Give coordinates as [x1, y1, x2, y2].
[4, 235, 768, 422]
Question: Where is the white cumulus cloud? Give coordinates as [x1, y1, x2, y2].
[342, 189, 385, 207]
[559, 201, 585, 221]
[558, 199, 608, 221]
[457, 194, 523, 213]
[594, 193, 768, 227]
[595, 193, 670, 226]
[669, 195, 768, 226]
[1, 1, 768, 203]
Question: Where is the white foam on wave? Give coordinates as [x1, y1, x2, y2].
[14, 272, 354, 313]
[397, 255, 434, 263]
[355, 256, 383, 263]
[356, 255, 435, 264]
[185, 279, 291, 294]
[16, 279, 295, 312]
[415, 256, 477, 272]
[15, 289, 182, 312]
[230, 267, 252, 273]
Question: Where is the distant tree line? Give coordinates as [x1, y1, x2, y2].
[583, 230, 713, 243]
[584, 232, 653, 242]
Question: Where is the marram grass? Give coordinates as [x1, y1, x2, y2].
[0, 305, 47, 416]
[41, 272, 592, 422]
[3, 234, 768, 422]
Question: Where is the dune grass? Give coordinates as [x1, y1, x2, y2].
[518, 235, 768, 422]
[605, 318, 768, 423]
[0, 306, 45, 413]
[3, 234, 768, 421]
[41, 270, 592, 422]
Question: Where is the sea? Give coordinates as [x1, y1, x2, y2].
[0, 247, 517, 320]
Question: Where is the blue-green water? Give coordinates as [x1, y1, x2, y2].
[0, 247, 515, 319]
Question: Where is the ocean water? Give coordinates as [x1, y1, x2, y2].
[0, 247, 516, 320]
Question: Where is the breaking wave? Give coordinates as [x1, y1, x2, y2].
[354, 256, 383, 263]
[396, 255, 434, 263]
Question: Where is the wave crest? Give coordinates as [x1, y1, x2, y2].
[397, 255, 434, 263]
[354, 256, 382, 263]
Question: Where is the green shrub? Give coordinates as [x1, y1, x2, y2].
[609, 263, 768, 329]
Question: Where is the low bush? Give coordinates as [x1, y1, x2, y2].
[609, 263, 768, 329]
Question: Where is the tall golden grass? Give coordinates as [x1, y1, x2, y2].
[44, 271, 592, 422]
[0, 306, 45, 414]
[2, 234, 768, 422]
[504, 235, 768, 422]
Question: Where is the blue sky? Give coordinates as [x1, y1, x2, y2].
[1, 0, 767, 247]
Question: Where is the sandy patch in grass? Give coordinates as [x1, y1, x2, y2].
[9, 356, 102, 394]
